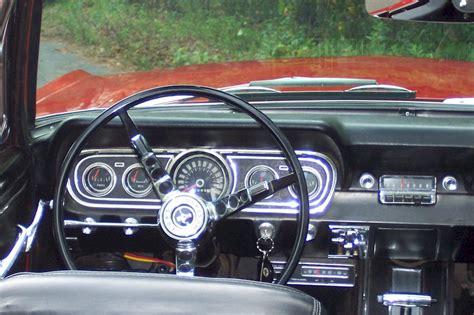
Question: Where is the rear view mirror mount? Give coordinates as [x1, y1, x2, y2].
[366, 0, 474, 23]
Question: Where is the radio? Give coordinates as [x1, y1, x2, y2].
[379, 175, 436, 205]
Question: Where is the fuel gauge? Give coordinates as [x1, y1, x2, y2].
[83, 163, 116, 197]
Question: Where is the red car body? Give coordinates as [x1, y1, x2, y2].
[368, 0, 420, 16]
[36, 56, 474, 116]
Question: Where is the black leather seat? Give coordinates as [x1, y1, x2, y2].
[0, 271, 325, 314]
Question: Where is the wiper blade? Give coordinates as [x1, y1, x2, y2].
[248, 77, 377, 87]
[443, 98, 474, 105]
[345, 84, 414, 93]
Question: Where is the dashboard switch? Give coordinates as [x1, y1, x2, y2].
[403, 195, 413, 203]
[413, 195, 422, 204]
[359, 173, 376, 189]
[394, 195, 403, 203]
[258, 222, 276, 239]
[123, 217, 138, 236]
[82, 217, 96, 235]
[306, 224, 317, 242]
[442, 176, 457, 191]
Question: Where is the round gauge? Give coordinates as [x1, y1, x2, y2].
[245, 165, 278, 188]
[83, 163, 116, 197]
[123, 164, 152, 198]
[171, 152, 231, 202]
[289, 167, 322, 200]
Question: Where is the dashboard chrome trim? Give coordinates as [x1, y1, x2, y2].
[67, 148, 337, 215]
[73, 154, 173, 204]
[227, 154, 336, 214]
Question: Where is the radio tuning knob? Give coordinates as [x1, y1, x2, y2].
[359, 173, 376, 189]
[442, 176, 457, 191]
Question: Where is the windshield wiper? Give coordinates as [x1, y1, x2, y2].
[345, 84, 414, 93]
[248, 76, 377, 87]
[443, 98, 474, 105]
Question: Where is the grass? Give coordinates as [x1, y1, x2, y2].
[41, 0, 474, 71]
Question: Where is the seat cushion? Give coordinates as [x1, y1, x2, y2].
[0, 271, 324, 314]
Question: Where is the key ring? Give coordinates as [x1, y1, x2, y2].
[256, 237, 274, 254]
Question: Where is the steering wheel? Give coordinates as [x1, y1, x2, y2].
[53, 85, 310, 285]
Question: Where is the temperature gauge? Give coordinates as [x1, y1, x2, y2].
[245, 165, 278, 187]
[83, 163, 115, 197]
[289, 167, 322, 200]
[124, 164, 152, 198]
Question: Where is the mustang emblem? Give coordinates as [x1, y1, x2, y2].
[172, 206, 194, 227]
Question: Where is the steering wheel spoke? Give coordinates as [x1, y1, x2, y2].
[210, 173, 297, 221]
[119, 111, 177, 200]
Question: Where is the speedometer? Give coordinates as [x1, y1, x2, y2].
[170, 151, 231, 202]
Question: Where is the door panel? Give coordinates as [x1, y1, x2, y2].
[0, 147, 31, 258]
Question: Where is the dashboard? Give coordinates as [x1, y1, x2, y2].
[31, 99, 474, 314]
[66, 148, 337, 216]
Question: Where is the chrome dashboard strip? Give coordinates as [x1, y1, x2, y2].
[67, 148, 337, 215]
[64, 220, 159, 228]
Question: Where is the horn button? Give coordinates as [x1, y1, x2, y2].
[160, 193, 208, 240]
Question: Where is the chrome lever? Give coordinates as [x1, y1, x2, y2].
[25, 200, 49, 252]
[0, 200, 49, 278]
[377, 293, 436, 308]
[0, 226, 27, 278]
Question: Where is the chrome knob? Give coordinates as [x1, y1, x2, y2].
[306, 224, 317, 241]
[359, 173, 376, 189]
[258, 222, 275, 239]
[124, 217, 138, 236]
[442, 176, 457, 191]
[82, 217, 96, 235]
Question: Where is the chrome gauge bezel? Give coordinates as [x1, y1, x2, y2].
[82, 162, 116, 197]
[122, 163, 153, 198]
[167, 149, 233, 201]
[244, 165, 279, 199]
[244, 165, 279, 188]
[288, 166, 323, 201]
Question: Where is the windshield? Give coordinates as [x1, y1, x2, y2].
[36, 0, 474, 116]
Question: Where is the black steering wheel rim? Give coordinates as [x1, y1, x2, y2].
[53, 85, 310, 285]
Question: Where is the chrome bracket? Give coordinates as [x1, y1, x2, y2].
[175, 240, 197, 277]
[0, 200, 50, 278]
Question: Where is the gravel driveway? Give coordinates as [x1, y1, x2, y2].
[37, 39, 116, 87]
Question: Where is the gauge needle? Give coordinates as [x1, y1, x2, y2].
[93, 169, 100, 181]
[185, 184, 197, 192]
[132, 170, 138, 183]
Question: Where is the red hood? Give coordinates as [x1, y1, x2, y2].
[36, 56, 474, 116]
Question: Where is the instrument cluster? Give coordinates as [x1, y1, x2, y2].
[67, 148, 337, 215]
